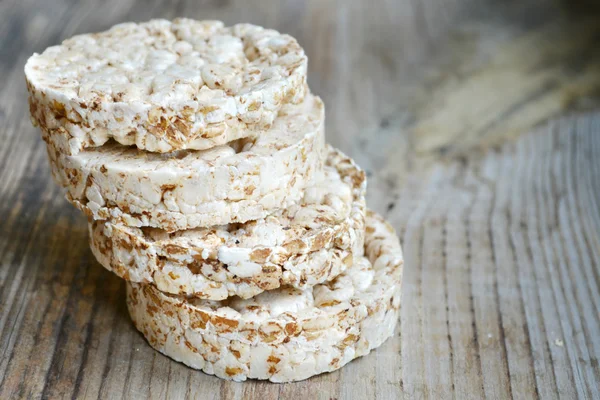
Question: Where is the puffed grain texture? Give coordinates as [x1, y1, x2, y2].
[127, 210, 403, 382]
[47, 95, 324, 231]
[26, 19, 307, 154]
[90, 146, 366, 299]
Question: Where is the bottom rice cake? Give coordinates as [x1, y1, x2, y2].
[90, 146, 366, 300]
[127, 210, 403, 382]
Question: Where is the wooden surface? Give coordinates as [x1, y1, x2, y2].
[1, 0, 600, 398]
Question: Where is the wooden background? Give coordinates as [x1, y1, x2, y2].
[1, 0, 600, 398]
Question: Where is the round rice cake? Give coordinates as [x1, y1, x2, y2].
[47, 94, 324, 231]
[25, 19, 307, 155]
[89, 146, 365, 300]
[126, 210, 403, 382]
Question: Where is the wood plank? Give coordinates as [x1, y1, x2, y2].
[1, 0, 600, 398]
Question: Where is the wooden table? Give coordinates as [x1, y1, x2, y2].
[1, 0, 600, 398]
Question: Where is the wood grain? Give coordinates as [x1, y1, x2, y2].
[1, 0, 600, 398]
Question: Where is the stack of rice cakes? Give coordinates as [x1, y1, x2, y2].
[25, 19, 404, 383]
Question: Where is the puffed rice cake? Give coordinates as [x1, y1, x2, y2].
[127, 210, 403, 382]
[26, 19, 307, 155]
[89, 146, 365, 300]
[45, 94, 324, 231]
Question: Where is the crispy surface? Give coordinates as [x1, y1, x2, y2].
[90, 146, 366, 299]
[47, 95, 324, 231]
[127, 211, 403, 382]
[26, 19, 307, 154]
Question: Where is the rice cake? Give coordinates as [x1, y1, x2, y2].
[126, 210, 403, 382]
[47, 94, 324, 231]
[25, 19, 307, 154]
[89, 146, 365, 300]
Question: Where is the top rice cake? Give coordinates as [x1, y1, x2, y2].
[25, 19, 307, 155]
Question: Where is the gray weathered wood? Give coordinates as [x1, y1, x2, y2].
[1, 0, 600, 398]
